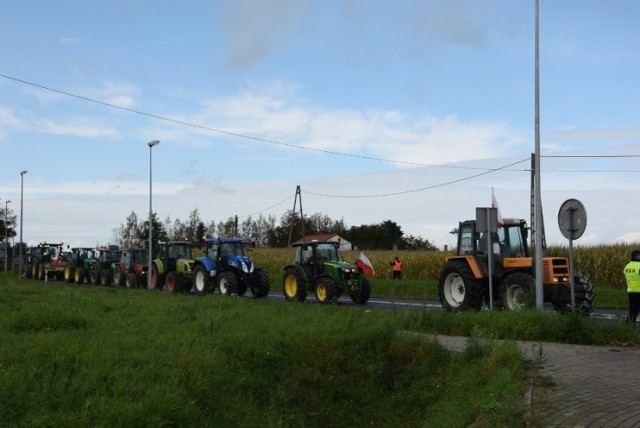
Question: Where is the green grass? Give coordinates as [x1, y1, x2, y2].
[0, 273, 637, 427]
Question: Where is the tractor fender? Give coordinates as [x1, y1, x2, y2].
[283, 264, 311, 285]
[153, 259, 165, 276]
[444, 255, 484, 279]
[194, 257, 215, 275]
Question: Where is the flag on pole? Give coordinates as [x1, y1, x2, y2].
[356, 252, 375, 277]
[491, 187, 504, 227]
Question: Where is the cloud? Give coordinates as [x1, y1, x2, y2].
[221, 0, 312, 70]
[37, 118, 120, 138]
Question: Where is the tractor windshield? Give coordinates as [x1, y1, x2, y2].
[168, 244, 192, 259]
[220, 242, 244, 258]
[130, 251, 147, 264]
[315, 243, 339, 261]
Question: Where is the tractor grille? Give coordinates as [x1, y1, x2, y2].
[542, 257, 570, 284]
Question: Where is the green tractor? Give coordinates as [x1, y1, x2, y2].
[282, 241, 371, 304]
[150, 241, 195, 292]
[89, 246, 122, 286]
[63, 247, 98, 284]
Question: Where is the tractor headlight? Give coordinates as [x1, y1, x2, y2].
[241, 261, 249, 273]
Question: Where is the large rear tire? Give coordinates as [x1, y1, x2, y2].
[165, 271, 180, 292]
[249, 269, 270, 298]
[191, 265, 210, 295]
[113, 270, 125, 287]
[501, 272, 532, 311]
[63, 266, 74, 283]
[101, 269, 112, 287]
[218, 271, 237, 295]
[25, 264, 33, 279]
[350, 277, 371, 304]
[74, 269, 84, 284]
[314, 277, 335, 304]
[125, 273, 137, 289]
[438, 261, 483, 311]
[149, 265, 162, 290]
[90, 267, 100, 285]
[283, 267, 306, 302]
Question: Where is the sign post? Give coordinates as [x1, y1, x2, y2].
[557, 199, 587, 311]
[476, 207, 498, 309]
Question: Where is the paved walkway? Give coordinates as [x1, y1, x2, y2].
[426, 335, 640, 427]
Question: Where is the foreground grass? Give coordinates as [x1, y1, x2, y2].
[1, 274, 637, 426]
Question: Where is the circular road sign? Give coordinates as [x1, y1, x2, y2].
[558, 199, 587, 240]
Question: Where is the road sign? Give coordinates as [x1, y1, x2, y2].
[558, 199, 587, 240]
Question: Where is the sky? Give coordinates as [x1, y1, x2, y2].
[1, 0, 640, 250]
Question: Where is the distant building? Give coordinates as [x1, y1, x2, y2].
[293, 234, 353, 251]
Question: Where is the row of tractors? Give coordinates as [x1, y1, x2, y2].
[22, 238, 373, 305]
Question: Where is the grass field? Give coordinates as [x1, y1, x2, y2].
[1, 272, 638, 427]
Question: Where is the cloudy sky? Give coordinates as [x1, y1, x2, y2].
[1, 0, 639, 249]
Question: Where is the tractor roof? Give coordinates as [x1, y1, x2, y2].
[205, 237, 244, 245]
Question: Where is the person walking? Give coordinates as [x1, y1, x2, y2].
[623, 250, 640, 330]
[390, 256, 402, 280]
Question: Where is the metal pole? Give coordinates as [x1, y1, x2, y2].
[4, 200, 10, 273]
[147, 140, 159, 290]
[533, 0, 544, 311]
[486, 211, 494, 310]
[19, 170, 27, 278]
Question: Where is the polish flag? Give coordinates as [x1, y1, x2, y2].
[491, 187, 504, 227]
[356, 252, 375, 277]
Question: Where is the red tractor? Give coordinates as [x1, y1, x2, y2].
[112, 248, 148, 288]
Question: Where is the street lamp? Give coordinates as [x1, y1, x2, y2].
[4, 200, 11, 273]
[19, 170, 27, 278]
[147, 140, 160, 290]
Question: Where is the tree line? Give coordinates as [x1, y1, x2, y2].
[113, 209, 438, 251]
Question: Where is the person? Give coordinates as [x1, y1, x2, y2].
[623, 250, 640, 330]
[390, 256, 402, 280]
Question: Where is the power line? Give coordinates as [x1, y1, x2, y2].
[303, 158, 530, 198]
[237, 194, 293, 219]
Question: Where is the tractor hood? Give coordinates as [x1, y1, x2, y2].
[226, 254, 254, 273]
[325, 260, 357, 272]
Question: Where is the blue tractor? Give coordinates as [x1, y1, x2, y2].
[191, 237, 271, 297]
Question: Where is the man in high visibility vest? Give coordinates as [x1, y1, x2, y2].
[390, 256, 402, 280]
[623, 250, 640, 330]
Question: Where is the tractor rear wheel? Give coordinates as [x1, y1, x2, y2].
[218, 271, 237, 295]
[38, 265, 46, 281]
[191, 265, 210, 295]
[90, 267, 99, 285]
[113, 270, 125, 287]
[165, 271, 180, 292]
[501, 272, 532, 311]
[250, 269, 271, 298]
[149, 266, 162, 290]
[74, 269, 84, 284]
[438, 261, 483, 311]
[283, 267, 306, 302]
[125, 273, 137, 289]
[63, 266, 74, 283]
[314, 277, 335, 304]
[25, 264, 33, 278]
[350, 277, 371, 304]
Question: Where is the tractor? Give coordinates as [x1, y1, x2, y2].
[63, 247, 98, 284]
[191, 237, 270, 297]
[150, 241, 195, 292]
[438, 217, 596, 315]
[111, 248, 148, 288]
[89, 246, 122, 286]
[27, 242, 71, 281]
[282, 241, 371, 304]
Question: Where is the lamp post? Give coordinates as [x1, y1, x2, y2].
[19, 170, 27, 278]
[4, 200, 10, 273]
[147, 140, 160, 290]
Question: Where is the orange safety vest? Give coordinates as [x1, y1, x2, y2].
[392, 260, 402, 271]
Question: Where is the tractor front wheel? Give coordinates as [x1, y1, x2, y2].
[551, 274, 596, 316]
[218, 271, 237, 295]
[502, 272, 532, 311]
[191, 265, 210, 295]
[314, 277, 335, 304]
[350, 277, 371, 304]
[282, 267, 306, 302]
[149, 266, 162, 290]
[438, 261, 483, 311]
[101, 269, 113, 287]
[250, 269, 271, 298]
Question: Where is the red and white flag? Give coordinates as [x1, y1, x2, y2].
[356, 252, 375, 277]
[491, 187, 504, 227]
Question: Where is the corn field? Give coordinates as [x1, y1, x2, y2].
[251, 243, 640, 289]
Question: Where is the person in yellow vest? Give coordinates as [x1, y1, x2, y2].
[390, 256, 402, 280]
[623, 250, 640, 330]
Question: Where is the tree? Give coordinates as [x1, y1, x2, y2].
[117, 211, 142, 248]
[138, 212, 167, 257]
